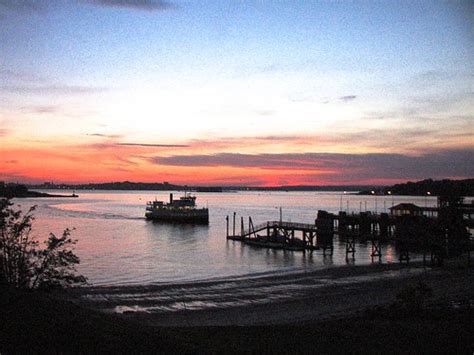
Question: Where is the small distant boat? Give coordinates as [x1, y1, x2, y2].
[145, 193, 209, 224]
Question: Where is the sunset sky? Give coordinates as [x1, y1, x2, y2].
[1, 0, 473, 186]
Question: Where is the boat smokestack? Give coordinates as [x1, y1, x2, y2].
[170, 193, 173, 203]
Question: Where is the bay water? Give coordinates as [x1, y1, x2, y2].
[14, 190, 437, 286]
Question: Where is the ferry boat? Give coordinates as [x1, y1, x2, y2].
[145, 193, 209, 224]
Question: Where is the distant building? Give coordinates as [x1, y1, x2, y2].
[389, 203, 423, 217]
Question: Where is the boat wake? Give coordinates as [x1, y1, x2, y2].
[46, 203, 144, 221]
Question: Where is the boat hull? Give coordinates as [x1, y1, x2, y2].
[145, 208, 209, 224]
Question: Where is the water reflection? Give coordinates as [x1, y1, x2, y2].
[145, 221, 209, 245]
[322, 255, 333, 266]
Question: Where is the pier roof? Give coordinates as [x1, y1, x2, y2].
[389, 203, 422, 211]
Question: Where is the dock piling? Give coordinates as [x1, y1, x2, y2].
[233, 212, 236, 237]
[226, 215, 229, 238]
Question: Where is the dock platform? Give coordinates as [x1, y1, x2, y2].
[226, 199, 473, 264]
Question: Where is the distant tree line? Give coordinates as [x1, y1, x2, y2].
[12, 178, 474, 195]
[0, 183, 73, 198]
[26, 181, 379, 192]
[28, 181, 182, 191]
[0, 183, 29, 198]
[359, 179, 474, 196]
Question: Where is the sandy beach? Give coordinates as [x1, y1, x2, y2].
[71, 259, 474, 327]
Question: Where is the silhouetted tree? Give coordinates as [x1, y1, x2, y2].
[0, 198, 86, 289]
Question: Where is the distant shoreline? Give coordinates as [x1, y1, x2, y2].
[1, 190, 78, 199]
[20, 178, 474, 196]
[17, 190, 79, 198]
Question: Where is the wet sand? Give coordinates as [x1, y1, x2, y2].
[70, 259, 474, 327]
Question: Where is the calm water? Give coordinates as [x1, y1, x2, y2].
[13, 190, 437, 286]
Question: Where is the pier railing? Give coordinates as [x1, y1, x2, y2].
[241, 220, 317, 238]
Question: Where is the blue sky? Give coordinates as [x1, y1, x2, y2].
[2, 1, 472, 76]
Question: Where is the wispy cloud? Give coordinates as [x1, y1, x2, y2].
[1, 70, 108, 98]
[344, 127, 436, 142]
[21, 105, 59, 114]
[291, 94, 358, 104]
[117, 142, 189, 148]
[84, 0, 173, 11]
[339, 95, 357, 102]
[87, 133, 123, 139]
[189, 134, 325, 150]
[1, 84, 107, 95]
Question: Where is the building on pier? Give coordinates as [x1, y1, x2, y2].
[389, 203, 423, 217]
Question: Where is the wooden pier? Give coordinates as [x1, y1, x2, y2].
[226, 196, 473, 264]
[226, 216, 319, 251]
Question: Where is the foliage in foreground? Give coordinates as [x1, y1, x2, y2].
[0, 198, 87, 289]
